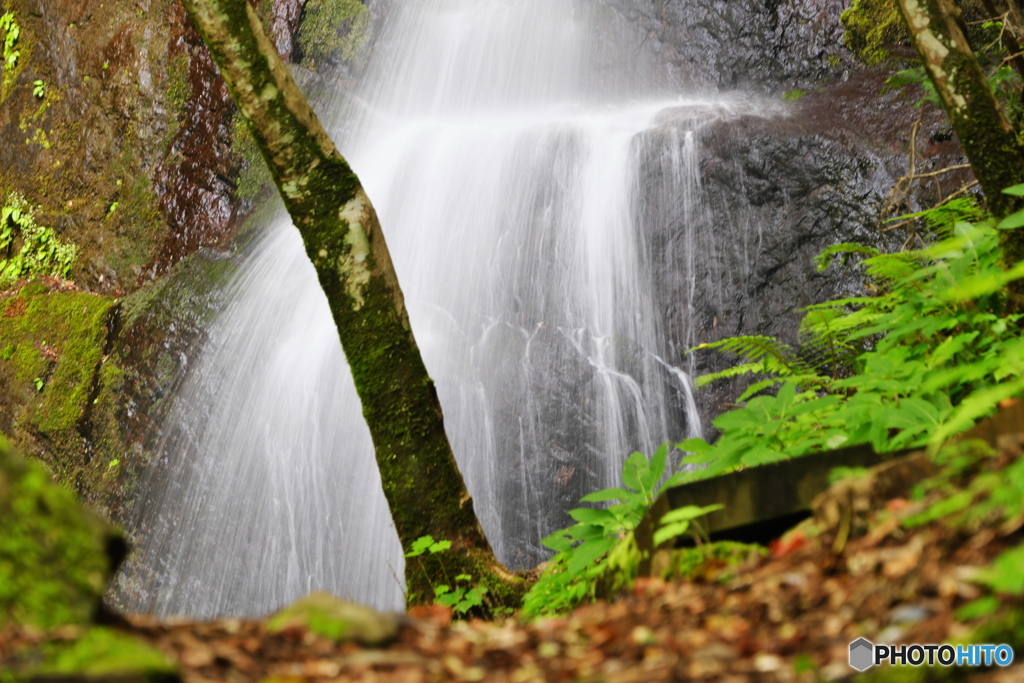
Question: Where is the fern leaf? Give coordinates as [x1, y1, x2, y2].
[814, 243, 880, 272]
[695, 362, 765, 387]
[691, 336, 812, 377]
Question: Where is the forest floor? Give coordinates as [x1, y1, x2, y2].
[4, 439, 1024, 683]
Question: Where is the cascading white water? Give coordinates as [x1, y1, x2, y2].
[119, 0, 766, 617]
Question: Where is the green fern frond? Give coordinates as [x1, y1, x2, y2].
[695, 362, 765, 388]
[814, 242, 880, 272]
[692, 336, 812, 377]
[862, 252, 921, 284]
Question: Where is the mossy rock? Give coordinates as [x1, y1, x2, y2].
[2, 627, 180, 683]
[0, 282, 115, 434]
[0, 436, 119, 629]
[297, 0, 370, 69]
[266, 591, 400, 646]
[840, 0, 908, 65]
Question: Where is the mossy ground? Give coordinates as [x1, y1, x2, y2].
[11, 627, 179, 682]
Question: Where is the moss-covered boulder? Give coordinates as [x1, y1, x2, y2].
[0, 435, 115, 629]
[267, 592, 400, 646]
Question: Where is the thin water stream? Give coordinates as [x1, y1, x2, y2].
[120, 0, 774, 617]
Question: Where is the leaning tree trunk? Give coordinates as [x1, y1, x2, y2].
[178, 0, 523, 608]
[895, 0, 1024, 265]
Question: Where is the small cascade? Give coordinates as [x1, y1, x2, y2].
[118, 0, 773, 617]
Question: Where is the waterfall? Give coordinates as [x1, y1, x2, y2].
[118, 0, 768, 618]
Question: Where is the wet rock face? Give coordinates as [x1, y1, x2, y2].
[149, 0, 308, 276]
[0, 0, 182, 295]
[610, 0, 857, 94]
[633, 71, 969, 428]
[150, 5, 239, 278]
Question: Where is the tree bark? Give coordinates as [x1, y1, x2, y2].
[178, 0, 523, 608]
[896, 0, 1024, 263]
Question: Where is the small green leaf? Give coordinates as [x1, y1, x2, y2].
[955, 596, 1000, 622]
[998, 210, 1024, 229]
[428, 539, 452, 554]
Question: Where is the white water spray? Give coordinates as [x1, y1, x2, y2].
[120, 0, 768, 617]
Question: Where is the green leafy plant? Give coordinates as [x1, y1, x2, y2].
[1, 192, 78, 288]
[404, 535, 499, 617]
[654, 504, 723, 546]
[1, 11, 21, 97]
[678, 192, 1024, 486]
[885, 65, 1024, 125]
[404, 534, 451, 558]
[434, 574, 488, 616]
[521, 445, 721, 618]
[31, 78, 43, 98]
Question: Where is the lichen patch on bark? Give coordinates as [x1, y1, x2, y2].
[338, 189, 373, 310]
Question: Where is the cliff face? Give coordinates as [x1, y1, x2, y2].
[0, 0, 311, 518]
[605, 0, 969, 428]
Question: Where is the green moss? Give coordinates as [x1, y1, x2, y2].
[267, 592, 399, 645]
[297, 0, 369, 69]
[664, 541, 767, 583]
[841, 0, 906, 65]
[5, 627, 179, 682]
[0, 437, 112, 629]
[0, 284, 115, 434]
[232, 113, 273, 203]
[781, 89, 808, 102]
[165, 51, 190, 120]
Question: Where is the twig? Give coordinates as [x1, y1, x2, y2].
[904, 163, 973, 180]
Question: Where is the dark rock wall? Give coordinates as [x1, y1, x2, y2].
[610, 0, 856, 94]
[635, 80, 968, 428]
[595, 0, 973, 429]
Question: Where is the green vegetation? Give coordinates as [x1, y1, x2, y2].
[1, 10, 21, 99]
[24, 628, 177, 680]
[405, 535, 508, 616]
[267, 592, 398, 645]
[297, 0, 370, 68]
[840, 0, 905, 65]
[232, 113, 273, 203]
[0, 436, 112, 629]
[523, 192, 1024, 619]
[521, 445, 721, 618]
[678, 194, 1024, 481]
[1, 193, 78, 289]
[0, 283, 115, 434]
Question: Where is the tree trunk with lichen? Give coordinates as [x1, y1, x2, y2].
[896, 0, 1024, 263]
[178, 0, 523, 609]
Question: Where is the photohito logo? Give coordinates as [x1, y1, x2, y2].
[849, 638, 1015, 671]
